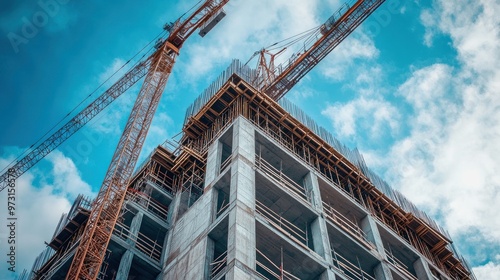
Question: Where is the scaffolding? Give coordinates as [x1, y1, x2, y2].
[209, 250, 228, 279]
[113, 220, 163, 263]
[322, 202, 375, 250]
[255, 155, 310, 205]
[181, 74, 473, 279]
[256, 249, 301, 280]
[255, 200, 310, 250]
[331, 249, 375, 280]
[124, 189, 169, 221]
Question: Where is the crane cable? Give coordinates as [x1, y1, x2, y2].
[266, 25, 321, 51]
[0, 29, 167, 175]
[244, 24, 322, 67]
[1, 0, 217, 175]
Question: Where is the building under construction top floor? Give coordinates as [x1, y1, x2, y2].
[19, 60, 475, 280]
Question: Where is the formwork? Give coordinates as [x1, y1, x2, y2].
[21, 61, 474, 280]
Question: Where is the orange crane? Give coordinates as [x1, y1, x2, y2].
[0, 1, 228, 193]
[0, 0, 386, 278]
[61, 1, 229, 279]
[256, 0, 386, 101]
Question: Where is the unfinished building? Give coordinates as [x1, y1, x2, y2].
[19, 61, 475, 280]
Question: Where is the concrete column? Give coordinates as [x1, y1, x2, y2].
[128, 212, 143, 246]
[205, 140, 223, 187]
[320, 269, 337, 280]
[116, 250, 134, 280]
[304, 172, 334, 264]
[374, 262, 393, 280]
[414, 257, 433, 280]
[361, 215, 393, 279]
[310, 218, 333, 263]
[303, 172, 322, 211]
[232, 117, 255, 163]
[226, 264, 253, 280]
[226, 117, 256, 279]
[162, 192, 182, 268]
[361, 215, 386, 257]
[166, 191, 182, 227]
[205, 238, 215, 279]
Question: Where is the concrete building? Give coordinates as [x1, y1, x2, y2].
[20, 61, 475, 280]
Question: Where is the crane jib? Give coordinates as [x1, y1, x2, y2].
[264, 0, 386, 101]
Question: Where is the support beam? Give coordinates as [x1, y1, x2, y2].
[361, 215, 393, 279]
[374, 262, 394, 280]
[414, 257, 434, 280]
[116, 250, 134, 280]
[205, 140, 223, 187]
[226, 117, 256, 279]
[304, 172, 334, 264]
[128, 212, 143, 246]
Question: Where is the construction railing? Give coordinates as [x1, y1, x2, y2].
[384, 248, 418, 280]
[331, 249, 375, 280]
[210, 251, 228, 279]
[147, 161, 176, 195]
[186, 95, 245, 156]
[255, 155, 310, 204]
[256, 249, 301, 280]
[322, 202, 375, 250]
[113, 221, 163, 263]
[125, 189, 169, 221]
[255, 200, 309, 249]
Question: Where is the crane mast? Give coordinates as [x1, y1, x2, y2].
[260, 0, 386, 100]
[65, 1, 228, 279]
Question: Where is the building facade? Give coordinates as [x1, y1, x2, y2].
[20, 62, 475, 280]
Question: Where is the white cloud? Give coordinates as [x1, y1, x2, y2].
[46, 150, 93, 199]
[392, 0, 500, 234]
[98, 58, 128, 84]
[473, 256, 500, 280]
[420, 9, 436, 47]
[87, 58, 137, 135]
[140, 111, 174, 163]
[322, 96, 400, 140]
[319, 0, 499, 275]
[0, 149, 95, 277]
[181, 0, 327, 79]
[374, 0, 500, 274]
[320, 31, 379, 81]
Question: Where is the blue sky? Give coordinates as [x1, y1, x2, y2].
[1, 0, 499, 278]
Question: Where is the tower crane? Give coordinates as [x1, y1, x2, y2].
[0, 0, 228, 193]
[64, 2, 229, 278]
[0, 0, 388, 278]
[254, 0, 386, 101]
[63, 1, 229, 278]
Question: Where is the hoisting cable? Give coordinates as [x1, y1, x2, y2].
[0, 29, 167, 175]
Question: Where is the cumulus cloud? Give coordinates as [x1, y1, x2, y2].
[474, 256, 500, 280]
[0, 149, 95, 276]
[181, 0, 330, 79]
[379, 0, 500, 275]
[319, 0, 499, 275]
[419, 9, 436, 47]
[46, 150, 94, 199]
[98, 58, 128, 84]
[320, 31, 379, 81]
[87, 58, 137, 136]
[322, 96, 399, 139]
[139, 110, 175, 164]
